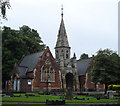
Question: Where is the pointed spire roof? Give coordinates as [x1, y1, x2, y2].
[73, 52, 76, 58]
[55, 7, 70, 48]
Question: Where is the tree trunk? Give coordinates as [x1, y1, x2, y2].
[104, 83, 108, 95]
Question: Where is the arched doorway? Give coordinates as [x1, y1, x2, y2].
[65, 72, 73, 89]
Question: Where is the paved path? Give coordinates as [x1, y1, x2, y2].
[73, 91, 116, 94]
[1, 101, 120, 105]
[1, 101, 45, 104]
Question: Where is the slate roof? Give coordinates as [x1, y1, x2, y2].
[17, 51, 45, 77]
[77, 58, 92, 76]
[17, 66, 28, 77]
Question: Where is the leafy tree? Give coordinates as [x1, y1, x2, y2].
[19, 25, 45, 53]
[91, 49, 120, 94]
[0, 0, 10, 19]
[2, 26, 45, 88]
[80, 53, 88, 59]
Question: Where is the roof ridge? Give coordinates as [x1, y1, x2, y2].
[17, 50, 45, 65]
[18, 50, 45, 66]
[24, 50, 45, 57]
[77, 57, 93, 61]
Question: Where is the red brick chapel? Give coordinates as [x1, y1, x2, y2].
[5, 8, 104, 92]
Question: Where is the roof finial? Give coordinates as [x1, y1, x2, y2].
[73, 52, 76, 59]
[61, 4, 63, 17]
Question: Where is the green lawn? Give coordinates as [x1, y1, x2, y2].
[1, 93, 120, 104]
[2, 95, 62, 103]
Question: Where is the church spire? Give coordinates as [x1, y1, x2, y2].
[55, 6, 71, 65]
[55, 6, 70, 48]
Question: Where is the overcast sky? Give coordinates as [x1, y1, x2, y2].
[2, 0, 119, 59]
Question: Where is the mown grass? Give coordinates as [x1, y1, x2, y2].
[2, 103, 46, 106]
[2, 94, 62, 102]
[1, 93, 120, 104]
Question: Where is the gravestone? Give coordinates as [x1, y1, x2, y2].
[108, 92, 113, 99]
[65, 88, 73, 100]
[39, 87, 43, 94]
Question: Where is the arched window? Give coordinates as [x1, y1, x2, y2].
[41, 66, 46, 82]
[66, 50, 69, 59]
[49, 67, 55, 82]
[66, 54, 68, 59]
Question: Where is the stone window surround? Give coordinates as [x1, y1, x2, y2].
[41, 66, 55, 82]
[28, 79, 32, 85]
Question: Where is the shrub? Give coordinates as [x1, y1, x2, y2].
[108, 85, 113, 90]
[108, 85, 120, 92]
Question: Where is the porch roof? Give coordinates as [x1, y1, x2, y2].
[77, 58, 92, 76]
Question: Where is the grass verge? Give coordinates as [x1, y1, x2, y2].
[1, 93, 120, 104]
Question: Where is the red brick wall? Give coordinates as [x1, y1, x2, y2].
[6, 79, 32, 92]
[79, 75, 86, 91]
[5, 80, 14, 92]
[85, 70, 96, 90]
[97, 84, 104, 89]
[33, 49, 61, 90]
[27, 72, 34, 78]
[20, 79, 32, 92]
[85, 58, 104, 90]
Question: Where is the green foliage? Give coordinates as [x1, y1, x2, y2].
[2, 26, 45, 88]
[91, 49, 120, 94]
[80, 53, 88, 59]
[0, 0, 10, 19]
[108, 85, 120, 92]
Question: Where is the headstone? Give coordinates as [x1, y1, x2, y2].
[66, 88, 73, 100]
[108, 92, 113, 99]
[39, 87, 43, 92]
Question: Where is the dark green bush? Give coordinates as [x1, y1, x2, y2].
[108, 85, 120, 92]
